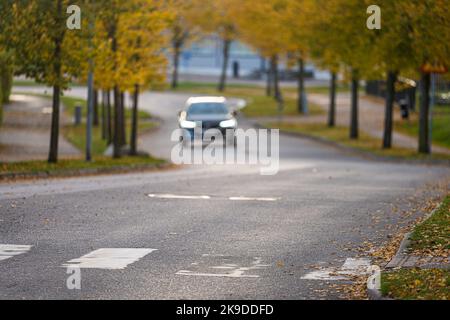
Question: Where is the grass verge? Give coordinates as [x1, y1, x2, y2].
[381, 268, 449, 300]
[62, 120, 157, 156]
[16, 94, 158, 156]
[0, 93, 164, 179]
[395, 106, 450, 149]
[61, 96, 157, 155]
[264, 122, 450, 161]
[380, 195, 449, 300]
[0, 156, 165, 178]
[409, 195, 450, 256]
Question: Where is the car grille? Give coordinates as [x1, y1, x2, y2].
[201, 121, 222, 130]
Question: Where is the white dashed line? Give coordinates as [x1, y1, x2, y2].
[148, 194, 280, 202]
[148, 194, 211, 200]
[229, 197, 280, 202]
[62, 248, 157, 270]
[0, 244, 32, 262]
[301, 258, 371, 281]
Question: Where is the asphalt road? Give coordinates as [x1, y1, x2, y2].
[1, 88, 449, 299]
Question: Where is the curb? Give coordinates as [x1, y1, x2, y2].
[385, 204, 445, 269]
[253, 122, 450, 166]
[385, 232, 412, 269]
[0, 162, 175, 182]
[367, 204, 444, 300]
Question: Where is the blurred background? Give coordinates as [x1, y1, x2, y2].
[0, 0, 449, 173]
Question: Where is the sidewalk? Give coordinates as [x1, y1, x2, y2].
[254, 92, 450, 155]
[0, 94, 81, 162]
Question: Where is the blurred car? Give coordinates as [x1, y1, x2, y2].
[178, 97, 237, 146]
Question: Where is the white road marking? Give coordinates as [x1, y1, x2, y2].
[148, 194, 280, 202]
[62, 248, 157, 270]
[229, 197, 280, 202]
[176, 257, 270, 278]
[301, 258, 371, 281]
[0, 244, 32, 261]
[148, 194, 210, 200]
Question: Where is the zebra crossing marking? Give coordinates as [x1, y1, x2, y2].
[62, 248, 157, 270]
[0, 244, 33, 262]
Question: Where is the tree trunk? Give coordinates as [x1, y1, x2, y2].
[171, 45, 181, 89]
[271, 55, 284, 113]
[418, 72, 431, 154]
[350, 70, 359, 139]
[130, 84, 139, 156]
[48, 0, 63, 163]
[297, 58, 306, 114]
[120, 91, 126, 146]
[48, 85, 61, 163]
[328, 72, 337, 127]
[383, 71, 398, 149]
[109, 16, 120, 157]
[218, 39, 231, 92]
[266, 58, 273, 97]
[101, 90, 106, 140]
[93, 89, 99, 126]
[106, 90, 112, 144]
[113, 86, 121, 158]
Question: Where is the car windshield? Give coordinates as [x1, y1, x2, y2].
[187, 103, 228, 115]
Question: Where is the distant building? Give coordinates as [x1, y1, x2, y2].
[176, 36, 263, 77]
[174, 35, 328, 80]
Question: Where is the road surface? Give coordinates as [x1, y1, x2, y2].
[0, 87, 448, 299]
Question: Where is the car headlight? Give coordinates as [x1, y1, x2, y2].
[220, 119, 237, 128]
[180, 120, 197, 129]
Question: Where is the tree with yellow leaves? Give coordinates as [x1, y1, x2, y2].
[0, 1, 14, 124]
[193, 0, 240, 92]
[365, 0, 450, 153]
[166, 0, 200, 89]
[283, 0, 313, 114]
[116, 0, 169, 155]
[72, 0, 170, 158]
[292, 0, 341, 125]
[391, 0, 450, 154]
[309, 0, 377, 139]
[5, 0, 81, 163]
[236, 0, 291, 110]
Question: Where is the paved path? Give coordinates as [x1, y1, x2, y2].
[0, 94, 81, 162]
[12, 86, 244, 161]
[254, 93, 450, 155]
[1, 87, 448, 299]
[307, 93, 450, 155]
